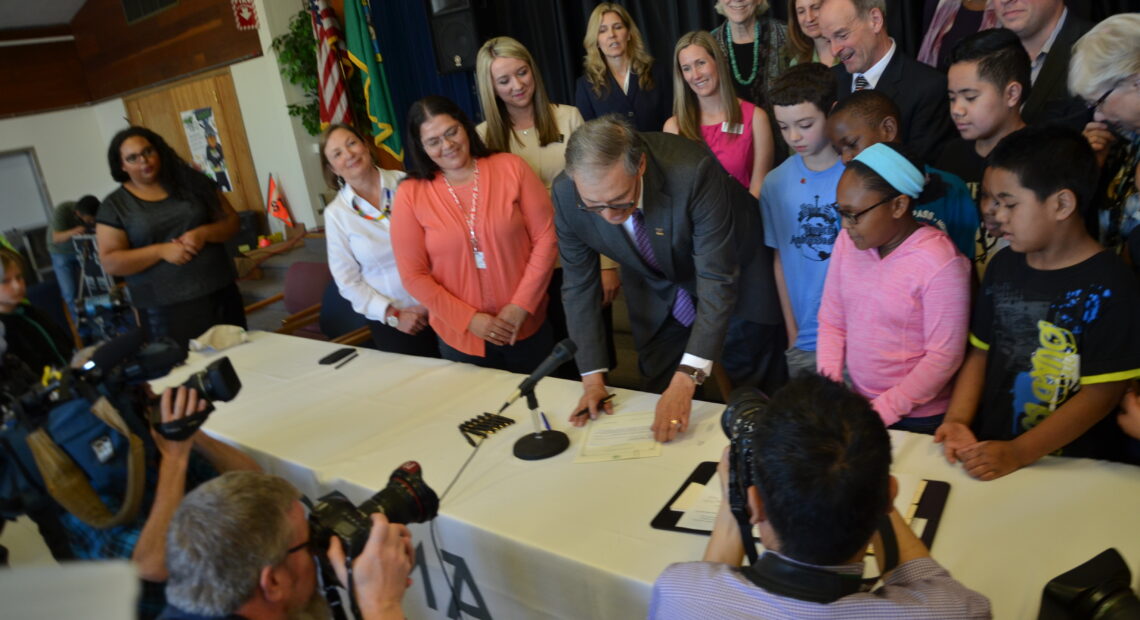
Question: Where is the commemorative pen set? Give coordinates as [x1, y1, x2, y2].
[458, 413, 516, 446]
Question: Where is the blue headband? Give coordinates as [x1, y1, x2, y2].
[852, 143, 925, 198]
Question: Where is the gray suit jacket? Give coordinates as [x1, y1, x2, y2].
[552, 132, 780, 372]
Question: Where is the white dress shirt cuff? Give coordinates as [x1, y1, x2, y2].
[679, 354, 712, 375]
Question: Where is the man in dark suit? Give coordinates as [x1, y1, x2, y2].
[552, 116, 784, 443]
[821, 0, 954, 164]
[997, 0, 1091, 130]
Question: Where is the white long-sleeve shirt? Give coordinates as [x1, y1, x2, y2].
[324, 168, 420, 321]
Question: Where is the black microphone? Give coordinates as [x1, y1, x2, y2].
[498, 339, 577, 413]
[82, 328, 145, 376]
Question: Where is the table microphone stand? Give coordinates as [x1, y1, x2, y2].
[512, 391, 569, 460]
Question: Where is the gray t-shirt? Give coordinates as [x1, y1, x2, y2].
[97, 181, 235, 308]
[48, 201, 82, 256]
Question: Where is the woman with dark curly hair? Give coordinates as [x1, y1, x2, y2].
[96, 126, 244, 347]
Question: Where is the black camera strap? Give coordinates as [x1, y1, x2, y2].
[741, 552, 865, 604]
[344, 555, 364, 620]
[737, 515, 759, 565]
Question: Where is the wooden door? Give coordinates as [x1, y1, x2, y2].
[124, 68, 263, 214]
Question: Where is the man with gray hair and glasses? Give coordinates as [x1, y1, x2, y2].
[158, 471, 413, 620]
[553, 114, 784, 443]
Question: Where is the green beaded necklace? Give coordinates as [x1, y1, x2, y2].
[725, 19, 760, 86]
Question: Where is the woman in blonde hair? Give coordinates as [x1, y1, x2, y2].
[664, 31, 774, 198]
[475, 35, 621, 370]
[574, 3, 670, 132]
[475, 36, 584, 190]
[710, 0, 788, 109]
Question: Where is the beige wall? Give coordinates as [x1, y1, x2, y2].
[0, 99, 125, 211]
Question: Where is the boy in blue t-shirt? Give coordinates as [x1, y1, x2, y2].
[935, 126, 1140, 479]
[762, 63, 843, 377]
[827, 90, 979, 261]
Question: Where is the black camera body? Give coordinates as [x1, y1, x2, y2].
[720, 387, 769, 530]
[1041, 548, 1140, 620]
[308, 461, 440, 558]
[152, 358, 242, 441]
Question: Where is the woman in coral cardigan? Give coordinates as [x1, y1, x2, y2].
[392, 95, 558, 374]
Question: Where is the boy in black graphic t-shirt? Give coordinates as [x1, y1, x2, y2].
[935, 126, 1140, 479]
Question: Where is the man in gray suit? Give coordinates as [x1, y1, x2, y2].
[552, 116, 784, 442]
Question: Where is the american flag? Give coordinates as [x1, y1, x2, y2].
[309, 0, 352, 128]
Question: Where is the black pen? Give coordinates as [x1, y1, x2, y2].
[574, 393, 615, 417]
[334, 351, 358, 369]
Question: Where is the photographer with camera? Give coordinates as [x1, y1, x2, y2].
[650, 375, 991, 618]
[57, 384, 260, 618]
[159, 470, 414, 620]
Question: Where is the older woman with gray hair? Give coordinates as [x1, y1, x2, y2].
[710, 0, 789, 109]
[1069, 13, 1140, 251]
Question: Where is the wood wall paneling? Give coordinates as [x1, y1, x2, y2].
[0, 40, 91, 116]
[125, 70, 264, 214]
[71, 0, 262, 101]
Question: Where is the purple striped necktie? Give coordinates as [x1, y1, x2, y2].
[631, 209, 696, 327]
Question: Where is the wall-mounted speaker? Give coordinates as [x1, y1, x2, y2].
[427, 0, 479, 74]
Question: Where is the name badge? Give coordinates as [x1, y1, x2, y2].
[721, 122, 744, 135]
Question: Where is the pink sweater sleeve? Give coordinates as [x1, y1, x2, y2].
[871, 255, 971, 425]
[815, 232, 848, 381]
[507, 158, 557, 314]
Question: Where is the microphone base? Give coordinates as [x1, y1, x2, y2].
[513, 431, 570, 461]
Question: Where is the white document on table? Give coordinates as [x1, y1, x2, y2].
[574, 411, 662, 463]
[675, 479, 723, 530]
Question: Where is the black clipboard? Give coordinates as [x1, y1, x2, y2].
[651, 461, 951, 550]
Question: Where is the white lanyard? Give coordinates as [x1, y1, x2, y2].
[443, 162, 486, 269]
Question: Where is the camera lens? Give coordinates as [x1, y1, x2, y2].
[721, 387, 767, 439]
[359, 461, 439, 524]
[185, 358, 241, 402]
[1082, 584, 1140, 619]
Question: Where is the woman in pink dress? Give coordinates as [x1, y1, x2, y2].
[663, 30, 774, 198]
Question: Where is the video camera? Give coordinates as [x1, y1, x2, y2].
[76, 328, 241, 439]
[0, 329, 242, 530]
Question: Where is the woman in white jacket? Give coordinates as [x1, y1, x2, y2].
[320, 123, 439, 357]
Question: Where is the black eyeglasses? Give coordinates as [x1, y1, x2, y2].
[833, 194, 898, 225]
[123, 147, 156, 165]
[577, 178, 641, 214]
[286, 538, 312, 556]
[1088, 83, 1119, 113]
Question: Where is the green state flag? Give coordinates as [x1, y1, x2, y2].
[344, 0, 403, 161]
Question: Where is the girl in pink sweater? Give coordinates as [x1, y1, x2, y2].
[817, 143, 970, 433]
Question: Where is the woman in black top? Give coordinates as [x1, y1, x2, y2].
[574, 2, 671, 132]
[710, 0, 790, 110]
[96, 127, 245, 348]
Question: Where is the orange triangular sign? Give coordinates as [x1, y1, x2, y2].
[265, 174, 295, 227]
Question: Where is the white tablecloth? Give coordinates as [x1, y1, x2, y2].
[157, 332, 1140, 619]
